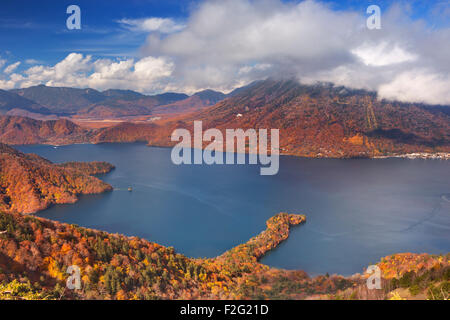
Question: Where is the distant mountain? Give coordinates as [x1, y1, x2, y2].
[0, 89, 50, 115]
[9, 85, 213, 117]
[76, 98, 160, 118]
[101, 89, 145, 101]
[0, 143, 112, 214]
[76, 92, 190, 118]
[150, 89, 227, 115]
[225, 80, 264, 97]
[153, 92, 190, 104]
[2, 80, 449, 158]
[75, 90, 224, 118]
[186, 79, 449, 157]
[120, 79, 448, 158]
[11, 85, 105, 114]
[193, 89, 226, 104]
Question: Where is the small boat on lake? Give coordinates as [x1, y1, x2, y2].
[128, 187, 133, 192]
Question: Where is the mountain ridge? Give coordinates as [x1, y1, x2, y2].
[102, 79, 449, 158]
[178, 79, 450, 157]
[0, 89, 51, 115]
[1, 79, 448, 158]
[9, 85, 227, 117]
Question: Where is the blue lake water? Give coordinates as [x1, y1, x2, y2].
[17, 143, 450, 276]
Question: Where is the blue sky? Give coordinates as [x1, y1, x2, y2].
[0, 0, 195, 65]
[0, 0, 449, 104]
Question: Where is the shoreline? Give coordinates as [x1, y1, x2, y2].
[11, 141, 450, 160]
[3, 142, 449, 299]
[4, 209, 447, 300]
[373, 152, 450, 160]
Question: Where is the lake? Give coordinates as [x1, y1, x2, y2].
[17, 143, 450, 276]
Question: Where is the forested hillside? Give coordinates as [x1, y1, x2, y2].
[0, 143, 113, 214]
[1, 80, 449, 159]
[0, 209, 448, 300]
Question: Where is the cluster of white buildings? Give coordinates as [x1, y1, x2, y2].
[387, 153, 450, 160]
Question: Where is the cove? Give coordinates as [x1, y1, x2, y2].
[16, 143, 450, 276]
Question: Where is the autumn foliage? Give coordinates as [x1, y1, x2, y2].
[0, 208, 448, 300]
[0, 143, 113, 214]
[0, 80, 449, 159]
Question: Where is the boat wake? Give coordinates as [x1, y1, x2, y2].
[442, 193, 450, 203]
[397, 193, 449, 232]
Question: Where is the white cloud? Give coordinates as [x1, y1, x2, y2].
[352, 42, 417, 67]
[118, 17, 185, 34]
[25, 59, 40, 65]
[88, 55, 174, 91]
[139, 0, 450, 104]
[378, 69, 450, 105]
[4, 61, 21, 74]
[0, 53, 174, 94]
[21, 53, 91, 88]
[238, 63, 272, 75]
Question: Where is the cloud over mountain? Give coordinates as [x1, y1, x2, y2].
[141, 0, 450, 104]
[0, 0, 449, 104]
